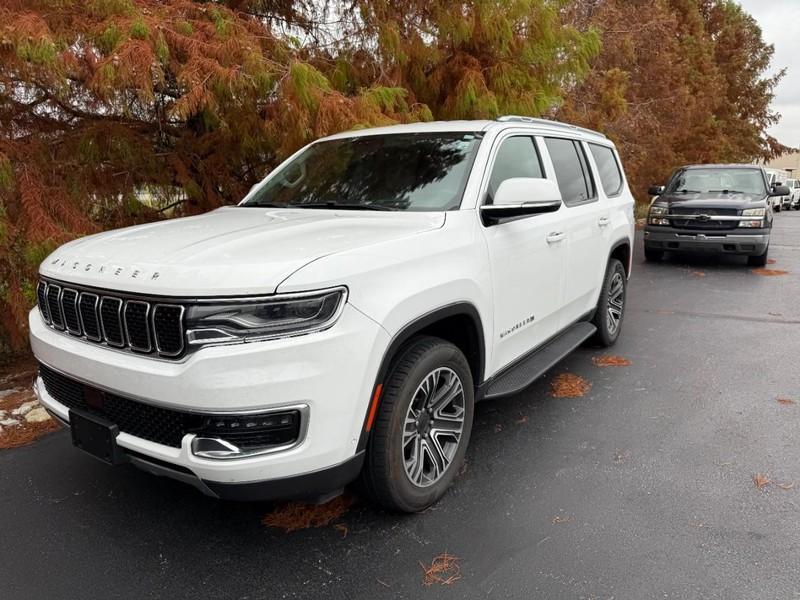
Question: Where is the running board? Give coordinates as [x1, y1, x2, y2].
[483, 321, 597, 400]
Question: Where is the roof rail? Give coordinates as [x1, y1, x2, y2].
[495, 115, 607, 139]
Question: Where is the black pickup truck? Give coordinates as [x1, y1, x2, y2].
[644, 164, 787, 267]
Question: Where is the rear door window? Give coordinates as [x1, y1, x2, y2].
[486, 136, 544, 204]
[589, 144, 624, 197]
[544, 137, 597, 206]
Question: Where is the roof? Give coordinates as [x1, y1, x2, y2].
[682, 164, 766, 170]
[321, 116, 609, 143]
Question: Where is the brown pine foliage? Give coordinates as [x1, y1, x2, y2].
[559, 0, 785, 203]
[0, 0, 787, 354]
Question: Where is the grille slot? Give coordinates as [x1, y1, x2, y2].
[153, 305, 185, 356]
[61, 289, 81, 335]
[124, 301, 151, 352]
[100, 297, 124, 347]
[79, 293, 101, 341]
[47, 284, 65, 330]
[37, 281, 51, 324]
[38, 279, 186, 359]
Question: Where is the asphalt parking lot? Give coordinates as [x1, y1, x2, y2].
[2, 213, 799, 600]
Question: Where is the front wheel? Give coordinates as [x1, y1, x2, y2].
[590, 258, 627, 347]
[360, 336, 474, 513]
[644, 247, 664, 262]
[747, 246, 769, 267]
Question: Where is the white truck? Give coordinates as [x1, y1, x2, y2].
[764, 168, 791, 211]
[30, 117, 635, 512]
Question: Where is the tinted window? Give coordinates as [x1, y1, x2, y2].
[243, 133, 481, 212]
[486, 136, 544, 203]
[544, 138, 596, 206]
[589, 144, 624, 196]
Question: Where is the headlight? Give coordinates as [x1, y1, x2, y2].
[742, 208, 766, 217]
[185, 287, 347, 347]
[740, 207, 766, 228]
[648, 204, 669, 226]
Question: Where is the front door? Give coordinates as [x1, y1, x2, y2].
[480, 134, 568, 376]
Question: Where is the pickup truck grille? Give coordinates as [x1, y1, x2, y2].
[669, 208, 739, 230]
[36, 279, 185, 358]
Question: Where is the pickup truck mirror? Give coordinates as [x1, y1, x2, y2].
[480, 178, 562, 225]
[648, 185, 665, 196]
[770, 185, 790, 197]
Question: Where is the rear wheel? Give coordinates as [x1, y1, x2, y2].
[644, 247, 664, 262]
[590, 258, 627, 347]
[360, 336, 474, 513]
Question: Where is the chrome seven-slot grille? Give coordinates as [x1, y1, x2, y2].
[37, 279, 185, 358]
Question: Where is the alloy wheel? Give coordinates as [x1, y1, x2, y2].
[607, 271, 625, 335]
[402, 367, 466, 488]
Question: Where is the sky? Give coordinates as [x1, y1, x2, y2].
[737, 0, 800, 148]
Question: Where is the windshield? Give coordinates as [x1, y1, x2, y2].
[242, 133, 482, 211]
[666, 168, 767, 195]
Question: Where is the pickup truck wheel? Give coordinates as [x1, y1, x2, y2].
[361, 336, 474, 513]
[644, 248, 663, 262]
[747, 246, 769, 267]
[590, 258, 627, 347]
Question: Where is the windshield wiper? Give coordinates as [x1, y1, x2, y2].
[243, 201, 284, 208]
[673, 189, 701, 194]
[287, 202, 398, 211]
[709, 190, 746, 194]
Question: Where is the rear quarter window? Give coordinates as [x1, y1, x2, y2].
[589, 144, 624, 197]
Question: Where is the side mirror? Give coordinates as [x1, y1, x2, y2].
[771, 185, 790, 197]
[648, 185, 665, 196]
[480, 178, 562, 225]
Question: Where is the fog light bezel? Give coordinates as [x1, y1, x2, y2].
[190, 404, 309, 460]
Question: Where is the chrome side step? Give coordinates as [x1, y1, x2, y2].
[483, 321, 597, 399]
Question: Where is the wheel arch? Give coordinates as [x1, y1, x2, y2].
[356, 303, 485, 452]
[609, 237, 633, 277]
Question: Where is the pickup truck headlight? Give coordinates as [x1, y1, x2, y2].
[740, 208, 766, 228]
[648, 204, 669, 226]
[185, 287, 347, 347]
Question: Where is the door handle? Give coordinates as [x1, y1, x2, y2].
[546, 231, 566, 244]
[598, 216, 611, 227]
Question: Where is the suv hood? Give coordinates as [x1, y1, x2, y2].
[656, 191, 767, 210]
[40, 207, 445, 296]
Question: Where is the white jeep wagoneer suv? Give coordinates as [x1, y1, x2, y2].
[30, 117, 635, 512]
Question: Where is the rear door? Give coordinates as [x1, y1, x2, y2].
[480, 133, 568, 375]
[540, 137, 607, 326]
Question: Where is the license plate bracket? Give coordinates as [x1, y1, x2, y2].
[69, 410, 128, 465]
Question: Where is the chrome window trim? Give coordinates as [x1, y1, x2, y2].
[124, 300, 152, 353]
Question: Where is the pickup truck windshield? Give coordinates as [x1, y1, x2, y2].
[666, 168, 767, 195]
[242, 133, 482, 211]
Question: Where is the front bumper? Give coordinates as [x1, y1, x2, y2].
[643, 227, 769, 256]
[30, 303, 389, 500]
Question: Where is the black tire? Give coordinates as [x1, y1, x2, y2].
[644, 247, 664, 262]
[776, 204, 781, 213]
[747, 246, 769, 267]
[360, 336, 474, 513]
[590, 258, 627, 347]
